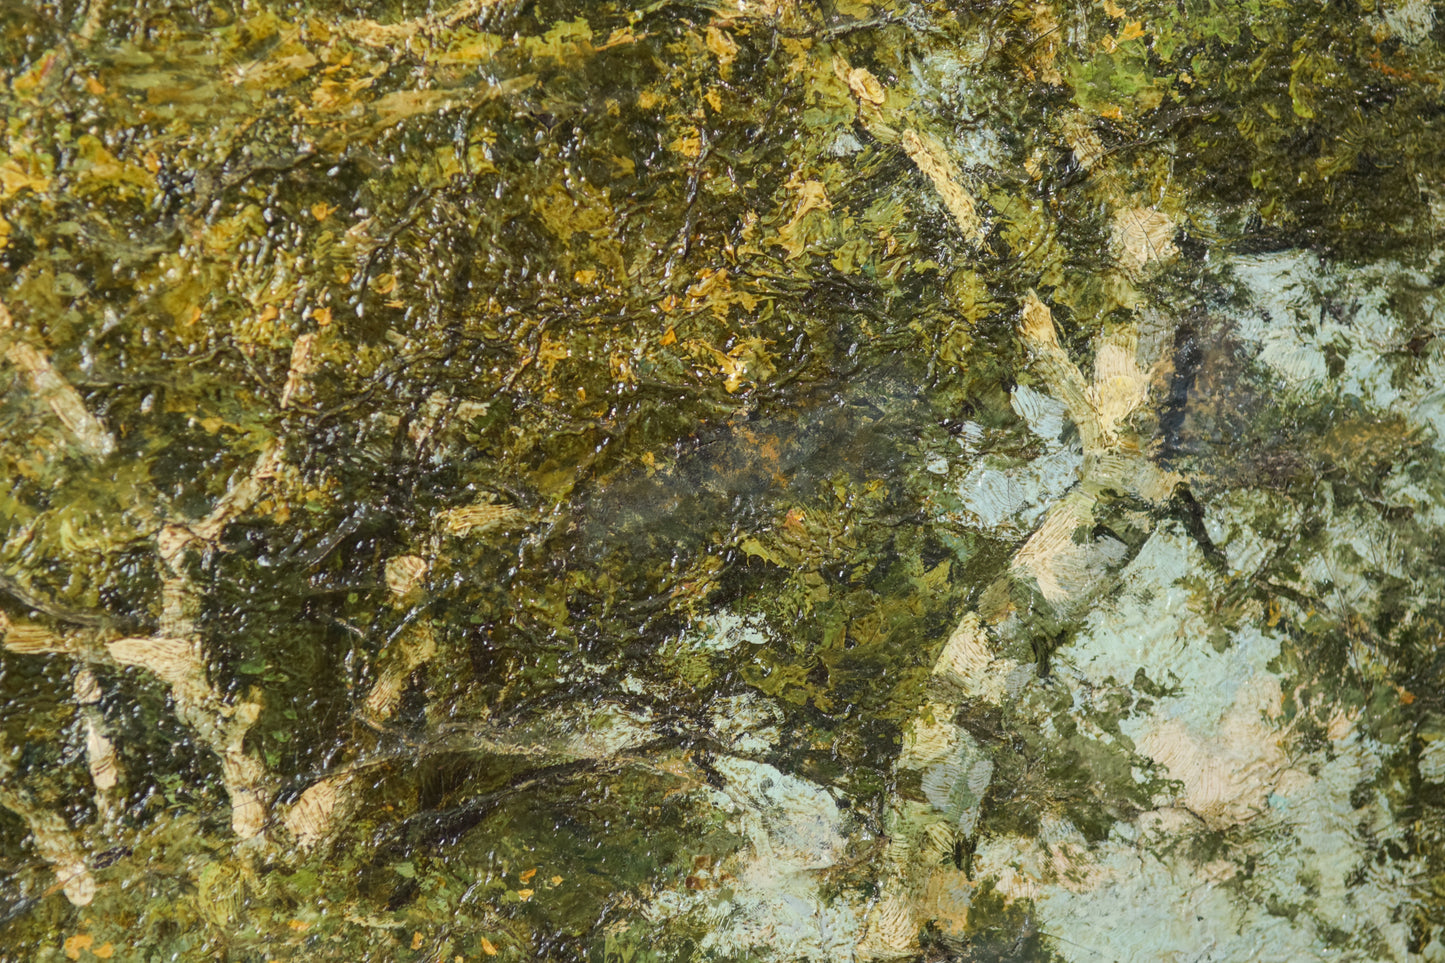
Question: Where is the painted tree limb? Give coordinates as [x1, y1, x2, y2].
[283, 553, 435, 852]
[1019, 292, 1100, 445]
[121, 442, 289, 842]
[0, 297, 115, 460]
[3, 314, 339, 850]
[0, 609, 271, 841]
[832, 86, 1184, 946]
[861, 286, 1190, 954]
[73, 667, 124, 827]
[898, 130, 985, 243]
[106, 635, 271, 840]
[280, 498, 530, 853]
[155, 440, 282, 638]
[0, 612, 99, 659]
[339, 0, 512, 48]
[0, 340, 286, 843]
[0, 736, 96, 907]
[839, 60, 987, 246]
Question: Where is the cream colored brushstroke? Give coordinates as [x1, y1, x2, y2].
[844, 66, 886, 106]
[1088, 327, 1149, 440]
[385, 554, 429, 598]
[930, 612, 1015, 705]
[1011, 491, 1095, 604]
[108, 634, 270, 839]
[898, 701, 960, 769]
[75, 668, 122, 799]
[364, 623, 436, 722]
[1019, 292, 1102, 449]
[835, 58, 985, 246]
[108, 636, 205, 690]
[0, 298, 115, 458]
[0, 612, 84, 656]
[858, 884, 919, 957]
[0, 736, 96, 906]
[438, 501, 525, 536]
[1137, 674, 1288, 830]
[280, 332, 317, 409]
[284, 771, 356, 850]
[1111, 206, 1179, 274]
[900, 130, 984, 243]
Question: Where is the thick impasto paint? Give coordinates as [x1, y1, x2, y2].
[2, 0, 1443, 959]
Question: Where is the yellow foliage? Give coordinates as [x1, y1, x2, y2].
[0, 156, 50, 199]
[706, 25, 739, 72]
[845, 66, 887, 106]
[671, 128, 702, 159]
[437, 32, 505, 64]
[777, 178, 831, 259]
[1020, 1, 1064, 85]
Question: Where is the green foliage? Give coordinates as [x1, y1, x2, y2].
[1, 0, 1443, 957]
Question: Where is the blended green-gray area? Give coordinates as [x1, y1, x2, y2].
[0, 0, 1443, 960]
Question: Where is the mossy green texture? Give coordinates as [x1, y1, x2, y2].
[0, 0, 1443, 959]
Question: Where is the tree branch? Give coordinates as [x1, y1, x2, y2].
[838, 59, 987, 247]
[831, 75, 1188, 954]
[74, 667, 124, 826]
[0, 297, 116, 460]
[0, 612, 96, 659]
[0, 737, 96, 907]
[339, 0, 512, 48]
